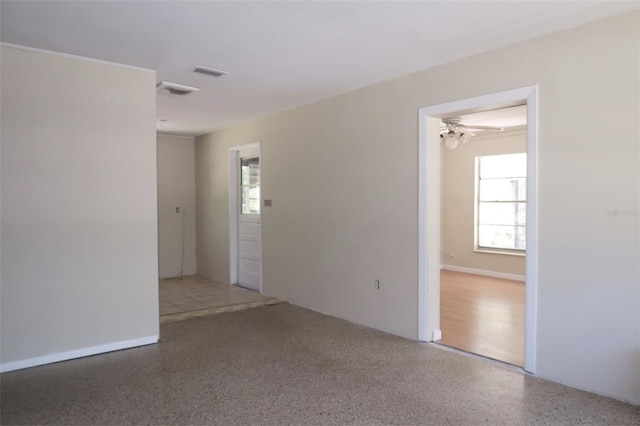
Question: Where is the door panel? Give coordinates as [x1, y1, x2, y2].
[237, 148, 261, 291]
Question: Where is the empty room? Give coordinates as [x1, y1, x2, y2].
[439, 105, 528, 367]
[1, 1, 639, 424]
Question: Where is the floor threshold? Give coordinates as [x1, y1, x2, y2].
[430, 341, 525, 373]
[160, 298, 282, 324]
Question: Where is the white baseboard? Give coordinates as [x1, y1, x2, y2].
[441, 264, 525, 282]
[0, 335, 158, 373]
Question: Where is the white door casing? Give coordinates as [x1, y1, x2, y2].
[418, 86, 538, 374]
[229, 142, 262, 291]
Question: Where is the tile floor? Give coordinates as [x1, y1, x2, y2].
[159, 275, 279, 320]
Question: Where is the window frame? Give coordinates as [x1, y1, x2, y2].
[240, 156, 260, 216]
[474, 153, 527, 255]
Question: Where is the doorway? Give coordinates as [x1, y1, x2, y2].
[229, 142, 262, 292]
[418, 86, 538, 373]
[439, 108, 527, 366]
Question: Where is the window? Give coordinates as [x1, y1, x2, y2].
[241, 157, 260, 215]
[476, 153, 526, 252]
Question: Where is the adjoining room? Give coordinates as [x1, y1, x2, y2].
[439, 106, 527, 367]
[156, 135, 277, 322]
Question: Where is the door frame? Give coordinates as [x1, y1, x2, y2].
[228, 141, 262, 289]
[418, 86, 538, 373]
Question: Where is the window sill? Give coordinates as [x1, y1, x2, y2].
[474, 248, 526, 257]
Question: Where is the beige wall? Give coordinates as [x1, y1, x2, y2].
[196, 12, 639, 404]
[195, 137, 231, 282]
[0, 46, 158, 369]
[442, 130, 526, 277]
[157, 134, 197, 278]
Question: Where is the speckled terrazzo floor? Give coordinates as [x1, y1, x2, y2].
[1, 304, 638, 425]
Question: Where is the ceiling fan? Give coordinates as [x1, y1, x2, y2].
[440, 119, 504, 150]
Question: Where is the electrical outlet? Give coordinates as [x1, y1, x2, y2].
[374, 279, 380, 290]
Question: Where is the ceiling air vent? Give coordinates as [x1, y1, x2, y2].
[156, 81, 199, 95]
[193, 66, 228, 78]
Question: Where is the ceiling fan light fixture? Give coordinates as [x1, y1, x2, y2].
[458, 131, 473, 144]
[441, 119, 484, 149]
[442, 133, 460, 150]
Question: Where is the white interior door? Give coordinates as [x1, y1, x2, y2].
[236, 146, 261, 291]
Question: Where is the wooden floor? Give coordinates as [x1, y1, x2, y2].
[439, 270, 525, 367]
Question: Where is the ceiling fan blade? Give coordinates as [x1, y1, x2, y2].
[461, 125, 504, 131]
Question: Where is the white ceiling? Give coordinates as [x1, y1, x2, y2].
[1, 1, 637, 137]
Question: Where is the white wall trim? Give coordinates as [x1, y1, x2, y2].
[228, 150, 239, 285]
[228, 142, 262, 287]
[418, 113, 428, 343]
[1, 42, 155, 73]
[418, 115, 442, 343]
[418, 85, 538, 374]
[0, 335, 158, 373]
[441, 264, 526, 282]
